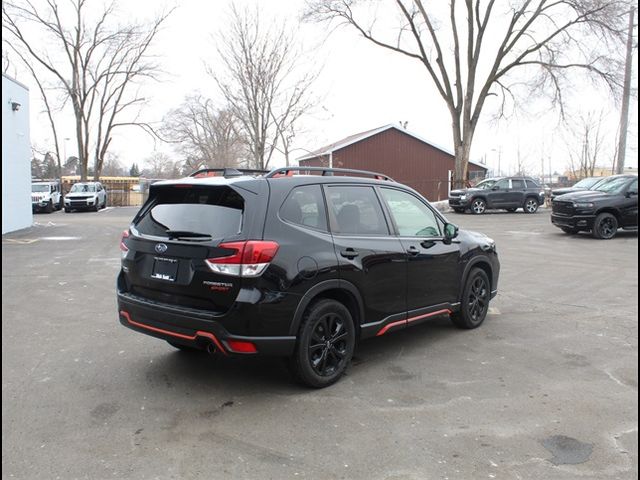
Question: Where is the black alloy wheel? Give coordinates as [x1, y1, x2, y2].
[451, 268, 490, 329]
[289, 299, 355, 388]
[592, 213, 618, 240]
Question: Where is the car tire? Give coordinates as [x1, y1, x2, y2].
[561, 227, 579, 235]
[94, 202, 100, 212]
[470, 198, 486, 215]
[64, 207, 70, 213]
[46, 200, 54, 213]
[167, 341, 201, 352]
[289, 299, 355, 388]
[453, 208, 465, 214]
[523, 197, 539, 214]
[592, 212, 618, 240]
[451, 268, 491, 329]
[505, 208, 517, 213]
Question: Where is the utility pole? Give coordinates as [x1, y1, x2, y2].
[616, 7, 635, 174]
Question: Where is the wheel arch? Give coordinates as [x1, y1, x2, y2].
[595, 207, 621, 222]
[289, 280, 365, 337]
[460, 257, 494, 302]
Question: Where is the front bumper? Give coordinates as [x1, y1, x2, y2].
[551, 213, 596, 230]
[449, 197, 469, 208]
[117, 290, 296, 356]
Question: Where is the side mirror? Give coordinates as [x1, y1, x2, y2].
[444, 223, 459, 243]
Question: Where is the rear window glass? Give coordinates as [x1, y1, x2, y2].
[526, 179, 539, 188]
[326, 186, 389, 235]
[135, 186, 244, 239]
[512, 179, 526, 189]
[280, 185, 328, 231]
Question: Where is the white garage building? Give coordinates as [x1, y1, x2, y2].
[2, 74, 32, 234]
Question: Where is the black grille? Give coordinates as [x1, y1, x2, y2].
[552, 201, 574, 216]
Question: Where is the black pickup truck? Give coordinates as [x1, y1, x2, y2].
[551, 175, 638, 239]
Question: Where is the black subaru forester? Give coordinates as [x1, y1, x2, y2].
[117, 167, 500, 387]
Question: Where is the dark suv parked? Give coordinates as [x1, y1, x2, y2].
[449, 176, 545, 214]
[551, 174, 638, 239]
[117, 167, 500, 387]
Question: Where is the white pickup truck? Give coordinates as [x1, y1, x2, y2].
[31, 181, 63, 213]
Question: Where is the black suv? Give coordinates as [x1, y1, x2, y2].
[449, 176, 545, 214]
[551, 174, 638, 239]
[117, 167, 500, 387]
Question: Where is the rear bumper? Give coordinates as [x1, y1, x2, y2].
[551, 214, 595, 230]
[117, 290, 296, 356]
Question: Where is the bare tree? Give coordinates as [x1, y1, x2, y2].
[143, 152, 179, 179]
[564, 110, 609, 178]
[161, 94, 245, 172]
[306, 0, 631, 187]
[101, 152, 126, 176]
[2, 0, 171, 181]
[210, 6, 318, 170]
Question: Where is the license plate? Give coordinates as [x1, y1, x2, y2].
[151, 257, 178, 281]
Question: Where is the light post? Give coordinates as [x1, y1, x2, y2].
[63, 137, 70, 165]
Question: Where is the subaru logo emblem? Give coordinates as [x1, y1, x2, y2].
[155, 243, 168, 254]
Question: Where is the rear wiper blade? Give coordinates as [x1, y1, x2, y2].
[165, 230, 212, 240]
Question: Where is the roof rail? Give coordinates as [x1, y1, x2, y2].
[265, 166, 394, 182]
[189, 168, 270, 178]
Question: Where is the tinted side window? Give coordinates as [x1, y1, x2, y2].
[280, 185, 328, 231]
[495, 179, 509, 189]
[326, 186, 389, 235]
[526, 179, 539, 189]
[380, 188, 441, 237]
[511, 179, 525, 189]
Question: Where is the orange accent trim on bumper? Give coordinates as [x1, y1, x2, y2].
[120, 310, 227, 355]
[376, 309, 452, 337]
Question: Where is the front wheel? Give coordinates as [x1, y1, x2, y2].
[592, 213, 618, 240]
[523, 198, 539, 214]
[470, 198, 486, 215]
[64, 207, 70, 213]
[289, 299, 355, 388]
[46, 200, 54, 213]
[451, 268, 491, 329]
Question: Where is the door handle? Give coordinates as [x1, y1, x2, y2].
[340, 248, 359, 259]
[406, 246, 420, 256]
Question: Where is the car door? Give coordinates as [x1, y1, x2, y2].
[621, 179, 638, 227]
[507, 178, 527, 208]
[379, 187, 461, 319]
[487, 178, 511, 208]
[324, 185, 408, 330]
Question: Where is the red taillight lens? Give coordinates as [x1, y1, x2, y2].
[226, 340, 258, 354]
[120, 229, 130, 252]
[205, 241, 279, 277]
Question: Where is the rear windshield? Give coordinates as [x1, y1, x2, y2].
[134, 186, 244, 239]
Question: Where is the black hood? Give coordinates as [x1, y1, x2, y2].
[553, 190, 615, 202]
[551, 187, 585, 196]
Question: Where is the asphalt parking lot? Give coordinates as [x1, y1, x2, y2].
[2, 207, 637, 480]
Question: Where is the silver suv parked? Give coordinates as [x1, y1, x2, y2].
[64, 182, 107, 212]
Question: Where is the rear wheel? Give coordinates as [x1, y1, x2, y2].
[289, 299, 355, 388]
[592, 213, 618, 240]
[523, 197, 539, 214]
[470, 198, 486, 215]
[451, 268, 490, 329]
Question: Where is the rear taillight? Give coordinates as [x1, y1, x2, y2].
[205, 240, 279, 277]
[120, 230, 130, 253]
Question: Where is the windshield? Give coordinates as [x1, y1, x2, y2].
[32, 185, 50, 193]
[593, 177, 632, 195]
[70, 183, 96, 193]
[474, 179, 498, 190]
[573, 177, 602, 189]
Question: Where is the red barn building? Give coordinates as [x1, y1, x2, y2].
[298, 124, 488, 201]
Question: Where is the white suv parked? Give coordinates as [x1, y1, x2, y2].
[32, 181, 63, 213]
[64, 182, 107, 212]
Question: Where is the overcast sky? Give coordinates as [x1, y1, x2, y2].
[15, 0, 639, 176]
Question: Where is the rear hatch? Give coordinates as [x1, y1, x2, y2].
[121, 181, 266, 313]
